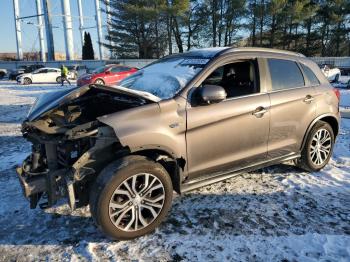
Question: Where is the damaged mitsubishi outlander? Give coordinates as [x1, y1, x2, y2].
[17, 47, 340, 240]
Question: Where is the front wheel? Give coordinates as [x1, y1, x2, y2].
[23, 77, 32, 85]
[56, 76, 62, 83]
[94, 78, 105, 85]
[297, 121, 334, 172]
[89, 155, 173, 240]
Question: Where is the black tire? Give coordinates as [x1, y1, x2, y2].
[0, 72, 5, 79]
[94, 78, 105, 85]
[56, 76, 62, 84]
[297, 121, 334, 172]
[89, 155, 173, 240]
[23, 77, 32, 85]
[334, 74, 339, 82]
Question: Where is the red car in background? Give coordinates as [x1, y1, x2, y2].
[77, 64, 138, 87]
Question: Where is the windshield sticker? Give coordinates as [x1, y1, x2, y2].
[180, 59, 210, 65]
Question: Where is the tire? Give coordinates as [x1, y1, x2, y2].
[56, 76, 62, 84]
[89, 155, 173, 240]
[334, 74, 339, 82]
[94, 78, 105, 85]
[297, 121, 334, 172]
[23, 77, 32, 85]
[0, 72, 5, 79]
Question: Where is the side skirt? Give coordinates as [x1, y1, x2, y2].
[181, 153, 300, 193]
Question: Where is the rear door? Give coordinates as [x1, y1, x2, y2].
[266, 58, 316, 158]
[46, 69, 60, 82]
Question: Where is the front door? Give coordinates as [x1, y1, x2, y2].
[32, 69, 48, 83]
[186, 59, 270, 178]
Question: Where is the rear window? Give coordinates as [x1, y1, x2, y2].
[268, 59, 305, 91]
[301, 64, 320, 86]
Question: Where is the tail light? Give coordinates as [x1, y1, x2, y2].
[333, 88, 340, 100]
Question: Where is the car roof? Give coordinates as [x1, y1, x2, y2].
[181, 47, 305, 58]
[222, 47, 305, 57]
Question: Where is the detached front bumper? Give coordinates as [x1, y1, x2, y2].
[16, 166, 46, 198]
[16, 156, 68, 209]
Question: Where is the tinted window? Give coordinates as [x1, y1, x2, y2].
[111, 66, 131, 73]
[36, 69, 48, 74]
[110, 67, 123, 73]
[301, 64, 320, 86]
[202, 60, 259, 98]
[268, 59, 304, 91]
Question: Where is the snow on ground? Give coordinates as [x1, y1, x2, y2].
[339, 88, 350, 108]
[0, 81, 349, 261]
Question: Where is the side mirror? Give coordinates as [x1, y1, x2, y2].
[105, 70, 111, 74]
[199, 84, 227, 104]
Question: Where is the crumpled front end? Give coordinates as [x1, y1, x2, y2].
[16, 85, 153, 209]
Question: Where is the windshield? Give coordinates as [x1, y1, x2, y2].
[117, 56, 209, 99]
[92, 66, 106, 74]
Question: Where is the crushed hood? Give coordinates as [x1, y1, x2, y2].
[26, 84, 160, 122]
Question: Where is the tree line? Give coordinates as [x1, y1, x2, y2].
[103, 0, 350, 58]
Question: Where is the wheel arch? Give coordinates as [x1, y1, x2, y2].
[301, 114, 339, 151]
[130, 148, 186, 194]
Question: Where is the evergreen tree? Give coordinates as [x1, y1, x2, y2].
[102, 0, 350, 57]
[82, 32, 95, 60]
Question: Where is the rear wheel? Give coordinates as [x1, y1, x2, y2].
[56, 76, 62, 83]
[89, 155, 173, 240]
[23, 77, 32, 85]
[297, 121, 334, 172]
[94, 78, 105, 85]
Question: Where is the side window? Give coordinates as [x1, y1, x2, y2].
[201, 60, 259, 98]
[110, 67, 123, 73]
[300, 64, 320, 86]
[268, 59, 304, 91]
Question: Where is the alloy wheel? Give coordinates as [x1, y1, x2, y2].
[310, 128, 332, 166]
[95, 79, 104, 85]
[108, 173, 165, 232]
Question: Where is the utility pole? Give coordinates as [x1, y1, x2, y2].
[43, 0, 55, 61]
[13, 0, 23, 60]
[95, 0, 104, 60]
[106, 0, 113, 58]
[35, 0, 46, 61]
[77, 0, 85, 50]
[61, 0, 74, 60]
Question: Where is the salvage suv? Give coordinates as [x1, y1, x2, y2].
[17, 47, 340, 240]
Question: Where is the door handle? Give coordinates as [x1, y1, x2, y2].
[303, 95, 314, 103]
[252, 106, 268, 117]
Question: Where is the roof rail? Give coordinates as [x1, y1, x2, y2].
[223, 47, 305, 57]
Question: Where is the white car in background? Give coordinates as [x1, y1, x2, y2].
[16, 67, 62, 85]
[320, 64, 341, 82]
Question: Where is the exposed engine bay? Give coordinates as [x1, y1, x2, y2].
[17, 85, 155, 209]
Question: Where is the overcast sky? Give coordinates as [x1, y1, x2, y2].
[0, 0, 108, 56]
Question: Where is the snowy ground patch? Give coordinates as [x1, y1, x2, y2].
[0, 81, 349, 261]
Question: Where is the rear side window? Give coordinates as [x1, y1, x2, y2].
[110, 67, 124, 73]
[300, 64, 320, 86]
[268, 59, 304, 91]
